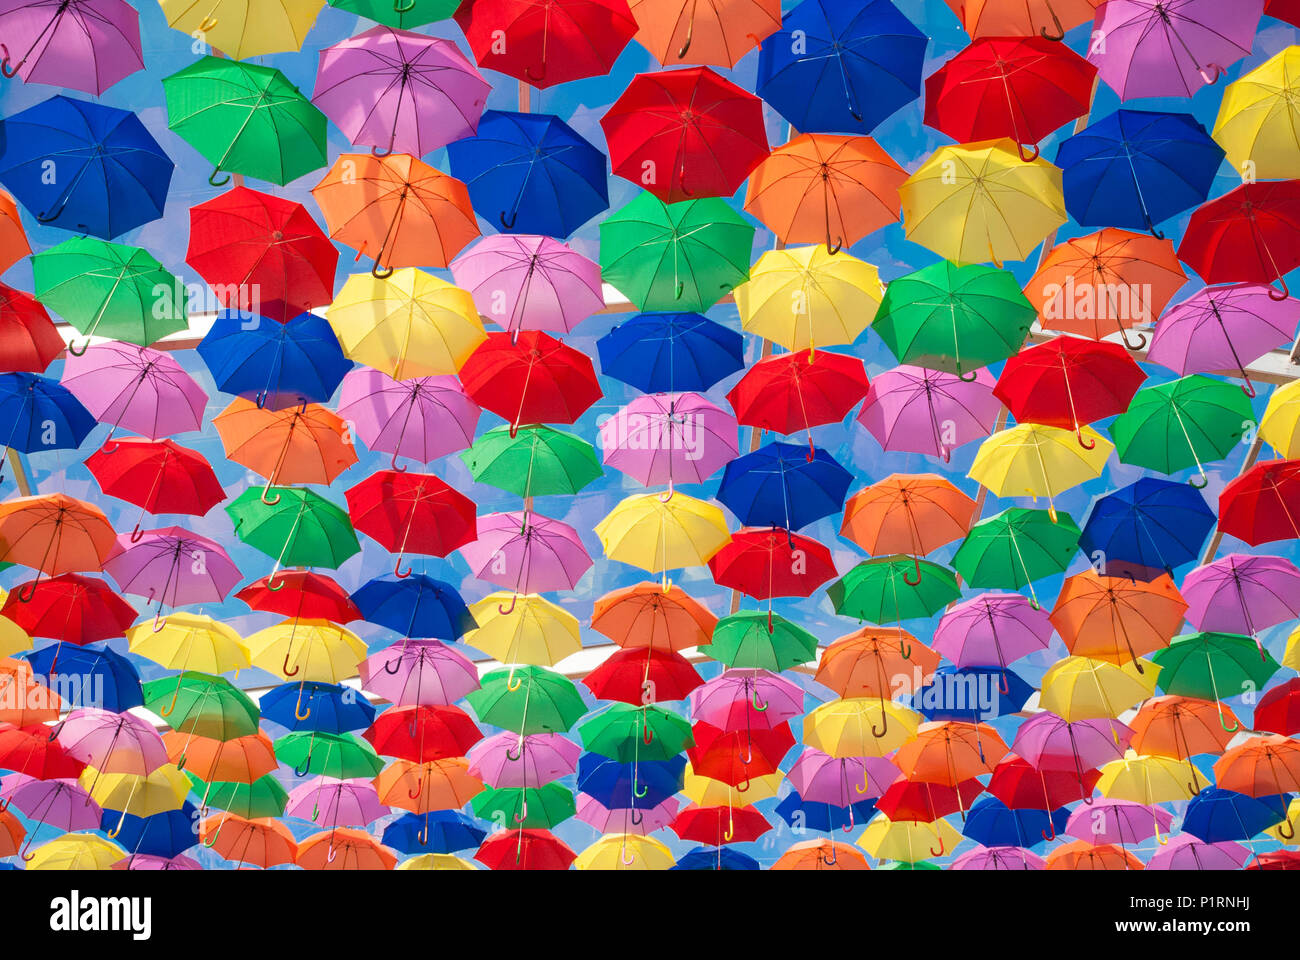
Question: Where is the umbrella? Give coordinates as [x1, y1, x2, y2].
[1259, 379, 1300, 460]
[0, 0, 143, 95]
[352, 575, 476, 640]
[672, 801, 774, 846]
[346, 470, 477, 573]
[951, 845, 1046, 870]
[916, 665, 1035, 722]
[1178, 179, 1300, 299]
[60, 343, 206, 449]
[1182, 554, 1300, 646]
[0, 494, 116, 587]
[0, 726, 85, 780]
[336, 369, 480, 467]
[446, 110, 608, 237]
[786, 749, 900, 804]
[1254, 677, 1300, 736]
[327, 0, 458, 29]
[1045, 840, 1143, 870]
[475, 828, 574, 870]
[130, 614, 250, 681]
[214, 399, 357, 498]
[1214, 46, 1300, 180]
[1148, 835, 1252, 871]
[815, 626, 939, 700]
[236, 571, 360, 624]
[102, 527, 240, 626]
[1040, 656, 1158, 721]
[1015, 713, 1133, 801]
[968, 423, 1112, 519]
[933, 592, 1053, 672]
[629, 0, 780, 67]
[365, 705, 482, 763]
[1151, 632, 1279, 727]
[576, 753, 686, 809]
[188, 774, 288, 821]
[467, 732, 580, 789]
[199, 814, 296, 868]
[373, 757, 483, 813]
[772, 839, 870, 870]
[85, 439, 225, 539]
[953, 507, 1081, 606]
[226, 487, 360, 584]
[858, 815, 962, 862]
[144, 673, 259, 740]
[1078, 477, 1216, 578]
[583, 646, 704, 704]
[359, 640, 480, 707]
[595, 492, 730, 586]
[463, 593, 580, 668]
[775, 790, 878, 832]
[699, 611, 818, 671]
[1215, 734, 1300, 796]
[462, 424, 601, 499]
[157, 0, 326, 59]
[1063, 797, 1171, 846]
[828, 557, 961, 624]
[468, 666, 587, 737]
[1219, 458, 1300, 545]
[575, 834, 674, 870]
[1, 573, 135, 645]
[0, 95, 170, 239]
[0, 373, 94, 469]
[961, 797, 1067, 848]
[296, 829, 396, 870]
[590, 582, 717, 652]
[1183, 787, 1288, 842]
[0, 282, 61, 374]
[1051, 570, 1187, 664]
[600, 392, 737, 493]
[840, 474, 977, 569]
[689, 669, 805, 729]
[0, 191, 28, 274]
[942, 0, 1100, 38]
[715, 441, 852, 531]
[457, 512, 593, 598]
[382, 810, 485, 854]
[24, 645, 142, 712]
[595, 312, 744, 393]
[458, 331, 602, 435]
[708, 527, 837, 605]
[988, 754, 1100, 811]
[857, 365, 1000, 461]
[803, 699, 920, 759]
[580, 704, 693, 764]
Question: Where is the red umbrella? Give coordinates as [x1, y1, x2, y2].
[1219, 457, 1300, 546]
[582, 647, 704, 704]
[686, 720, 794, 786]
[993, 335, 1147, 448]
[708, 527, 837, 626]
[987, 753, 1100, 811]
[671, 803, 771, 845]
[0, 283, 63, 374]
[0, 724, 86, 781]
[725, 349, 869, 457]
[1254, 677, 1300, 736]
[364, 704, 483, 763]
[84, 439, 226, 541]
[235, 571, 360, 623]
[458, 331, 602, 436]
[923, 36, 1096, 161]
[1178, 179, 1300, 300]
[1248, 850, 1300, 870]
[454, 0, 637, 88]
[0, 574, 136, 646]
[345, 471, 477, 578]
[875, 776, 985, 822]
[601, 66, 769, 203]
[187, 187, 339, 324]
[476, 828, 576, 869]
[1267, 0, 1300, 27]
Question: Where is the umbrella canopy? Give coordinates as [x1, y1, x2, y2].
[596, 312, 744, 394]
[462, 424, 601, 499]
[458, 331, 602, 435]
[157, 0, 325, 59]
[629, 0, 781, 68]
[1214, 45, 1300, 180]
[595, 492, 730, 582]
[1219, 458, 1300, 546]
[933, 592, 1053, 671]
[0, 0, 143, 95]
[1178, 179, 1300, 298]
[1079, 477, 1216, 578]
[337, 369, 480, 467]
[857, 365, 1000, 461]
[969, 422, 1113, 517]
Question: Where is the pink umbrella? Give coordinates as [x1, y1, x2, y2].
[688, 669, 805, 730]
[1182, 554, 1300, 653]
[1064, 798, 1173, 846]
[0, 0, 143, 95]
[1089, 0, 1263, 100]
[950, 845, 1045, 870]
[933, 593, 1054, 673]
[600, 392, 739, 494]
[457, 511, 593, 603]
[313, 26, 490, 157]
[1147, 834, 1252, 870]
[857, 365, 1000, 462]
[336, 369, 480, 469]
[54, 707, 167, 781]
[102, 527, 242, 629]
[1148, 284, 1299, 398]
[1012, 713, 1133, 798]
[112, 853, 203, 870]
[785, 748, 901, 805]
[466, 732, 581, 789]
[0, 774, 101, 860]
[575, 794, 679, 836]
[359, 639, 480, 707]
[451, 235, 605, 336]
[286, 776, 387, 828]
[61, 342, 208, 444]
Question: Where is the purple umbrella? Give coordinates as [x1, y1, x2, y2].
[336, 369, 480, 469]
[785, 747, 901, 805]
[466, 732, 581, 789]
[1147, 834, 1252, 870]
[688, 669, 805, 730]
[359, 639, 480, 707]
[1088, 0, 1263, 100]
[600, 392, 739, 493]
[1182, 554, 1300, 649]
[55, 707, 168, 781]
[286, 776, 387, 828]
[949, 845, 1045, 870]
[451, 235, 606, 336]
[0, 0, 143, 95]
[313, 26, 489, 157]
[575, 793, 679, 835]
[1064, 798, 1173, 846]
[1012, 713, 1133, 798]
[0, 773, 101, 860]
[112, 853, 203, 870]
[1148, 284, 1299, 398]
[857, 365, 1000, 462]
[61, 342, 208, 443]
[933, 592, 1054, 672]
[102, 527, 242, 629]
[457, 511, 593, 600]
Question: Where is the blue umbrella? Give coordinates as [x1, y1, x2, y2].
[596, 312, 744, 393]
[24, 643, 143, 712]
[756, 0, 927, 135]
[914, 665, 1034, 722]
[576, 753, 686, 809]
[1079, 477, 1216, 578]
[1182, 787, 1290, 842]
[715, 441, 852, 531]
[1056, 109, 1224, 237]
[962, 796, 1069, 849]
[671, 845, 761, 870]
[260, 681, 376, 734]
[0, 373, 96, 481]
[446, 111, 608, 238]
[0, 95, 172, 239]
[775, 789, 878, 833]
[100, 802, 200, 860]
[197, 311, 352, 412]
[351, 575, 476, 640]
[382, 810, 486, 854]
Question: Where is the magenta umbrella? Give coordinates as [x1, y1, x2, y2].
[0, 0, 143, 95]
[54, 707, 168, 781]
[0, 774, 101, 860]
[600, 392, 739, 494]
[1147, 834, 1252, 870]
[451, 235, 605, 336]
[466, 732, 581, 789]
[575, 794, 679, 836]
[785, 747, 901, 805]
[688, 669, 805, 731]
[286, 776, 387, 828]
[857, 365, 1000, 462]
[1088, 0, 1263, 100]
[933, 592, 1054, 673]
[313, 26, 489, 157]
[101, 527, 242, 629]
[1064, 798, 1173, 846]
[359, 639, 480, 707]
[457, 511, 593, 601]
[61, 342, 208, 444]
[112, 853, 203, 870]
[1182, 554, 1300, 652]
[1012, 713, 1133, 798]
[1148, 284, 1299, 398]
[949, 845, 1045, 870]
[337, 369, 480, 469]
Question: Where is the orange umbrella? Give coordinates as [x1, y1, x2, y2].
[0, 189, 30, 274]
[590, 582, 717, 652]
[1214, 734, 1300, 797]
[815, 626, 940, 701]
[893, 721, 1008, 795]
[312, 153, 479, 276]
[296, 828, 397, 870]
[374, 757, 484, 814]
[0, 495, 117, 594]
[771, 838, 870, 870]
[1050, 571, 1187, 666]
[1046, 839, 1143, 871]
[0, 657, 61, 725]
[164, 731, 277, 796]
[199, 813, 297, 869]
[1130, 695, 1240, 793]
[213, 398, 357, 503]
[744, 134, 907, 251]
[629, 0, 782, 68]
[840, 474, 978, 583]
[0, 806, 24, 857]
[943, 0, 1102, 41]
[1024, 228, 1187, 350]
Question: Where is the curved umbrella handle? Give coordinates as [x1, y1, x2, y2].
[383, 656, 403, 675]
[643, 722, 654, 745]
[1016, 142, 1040, 163]
[294, 689, 312, 723]
[129, 523, 147, 543]
[66, 337, 93, 357]
[674, 280, 685, 301]
[1240, 375, 1257, 399]
[620, 840, 636, 866]
[898, 638, 912, 660]
[659, 479, 674, 503]
[676, 14, 694, 60]
[513, 800, 529, 824]
[1218, 708, 1239, 733]
[408, 777, 424, 800]
[1198, 63, 1223, 85]
[629, 807, 644, 826]
[1278, 818, 1295, 840]
[293, 755, 313, 778]
[394, 556, 413, 579]
[498, 594, 518, 616]
[311, 802, 319, 822]
[159, 677, 183, 718]
[389, 451, 408, 472]
[202, 819, 224, 848]
[152, 609, 168, 633]
[939, 446, 951, 464]
[416, 823, 428, 846]
[499, 209, 519, 230]
[929, 837, 945, 857]
[633, 778, 648, 799]
[902, 556, 922, 586]
[825, 234, 844, 256]
[15, 577, 41, 604]
[394, 0, 416, 12]
[1269, 276, 1291, 301]
[259, 485, 282, 506]
[105, 807, 128, 840]
[282, 650, 300, 678]
[821, 843, 838, 866]
[1189, 472, 1209, 489]
[326, 844, 339, 864]
[752, 690, 768, 713]
[1075, 426, 1096, 450]
[0, 45, 19, 78]
[871, 714, 889, 740]
[1041, 819, 1056, 842]
[1039, 0, 1065, 40]
[1118, 326, 1148, 351]
[371, 262, 396, 280]
[524, 62, 546, 84]
[208, 169, 231, 188]
[853, 767, 872, 795]
[957, 369, 979, 382]
[505, 742, 522, 762]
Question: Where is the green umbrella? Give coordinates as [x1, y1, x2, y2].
[828, 557, 961, 624]
[185, 773, 288, 820]
[163, 56, 328, 186]
[577, 703, 694, 763]
[328, 0, 461, 28]
[873, 260, 1036, 379]
[952, 508, 1081, 607]
[878, 861, 942, 870]
[1151, 632, 1279, 730]
[466, 666, 587, 736]
[600, 193, 753, 312]
[698, 611, 818, 672]
[1109, 375, 1253, 487]
[226, 487, 360, 585]
[141, 672, 259, 740]
[32, 237, 187, 354]
[273, 731, 383, 779]
[470, 783, 576, 830]
[460, 424, 601, 499]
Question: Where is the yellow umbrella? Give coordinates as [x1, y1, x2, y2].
[574, 834, 676, 870]
[1283, 625, 1300, 672]
[594, 492, 730, 589]
[1098, 750, 1198, 806]
[968, 423, 1112, 519]
[734, 244, 882, 353]
[246, 618, 367, 683]
[397, 853, 479, 870]
[463, 593, 581, 667]
[1040, 656, 1160, 722]
[127, 612, 250, 675]
[0, 611, 28, 659]
[158, 0, 325, 60]
[899, 139, 1066, 267]
[1265, 797, 1300, 845]
[26, 833, 124, 870]
[1259, 378, 1300, 460]
[79, 764, 192, 840]
[327, 269, 485, 380]
[683, 762, 782, 806]
[857, 815, 963, 862]
[1213, 46, 1300, 181]
[802, 698, 920, 758]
